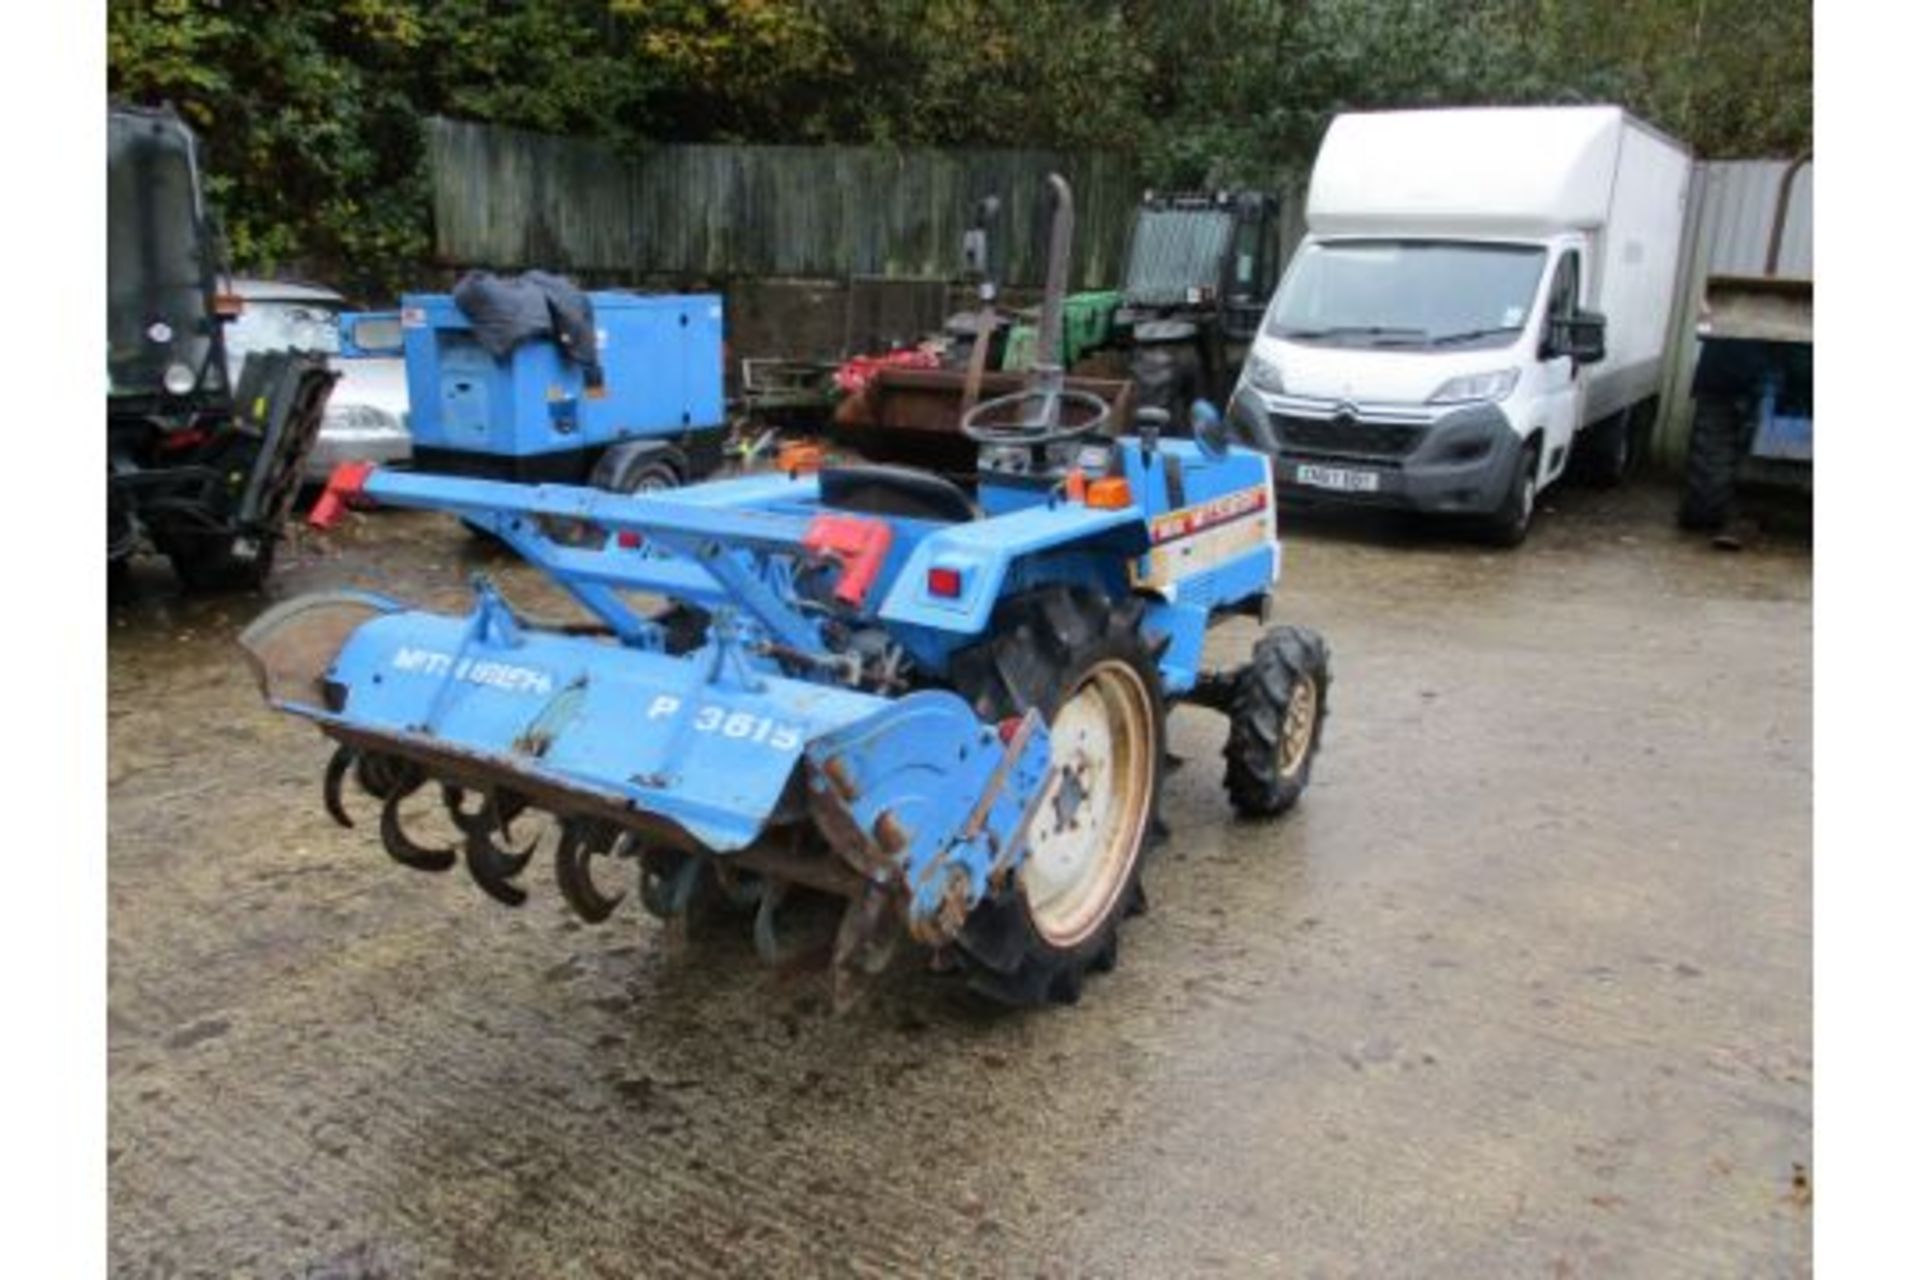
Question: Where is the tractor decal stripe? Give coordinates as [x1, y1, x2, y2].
[1148, 487, 1269, 546]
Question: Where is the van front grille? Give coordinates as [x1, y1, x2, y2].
[1273, 414, 1424, 459]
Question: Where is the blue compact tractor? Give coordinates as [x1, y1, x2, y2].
[245, 178, 1330, 1008]
[400, 284, 728, 494]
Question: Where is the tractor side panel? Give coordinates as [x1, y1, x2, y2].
[1125, 443, 1281, 611]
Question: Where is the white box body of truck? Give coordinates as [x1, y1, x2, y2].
[1228, 105, 1690, 541]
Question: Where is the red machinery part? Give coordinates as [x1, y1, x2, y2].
[802, 514, 895, 609]
[831, 347, 940, 397]
[309, 461, 378, 530]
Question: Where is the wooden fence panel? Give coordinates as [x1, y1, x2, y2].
[426, 118, 1146, 289]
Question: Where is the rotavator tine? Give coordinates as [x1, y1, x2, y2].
[323, 744, 357, 829]
[441, 784, 490, 838]
[355, 751, 422, 802]
[461, 791, 538, 907]
[446, 784, 534, 842]
[379, 787, 457, 872]
[554, 820, 624, 924]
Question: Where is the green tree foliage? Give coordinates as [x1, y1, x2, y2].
[108, 0, 650, 293]
[108, 0, 1810, 294]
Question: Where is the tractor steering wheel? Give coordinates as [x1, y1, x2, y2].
[959, 385, 1112, 448]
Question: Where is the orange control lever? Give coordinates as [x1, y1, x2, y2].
[801, 514, 895, 609]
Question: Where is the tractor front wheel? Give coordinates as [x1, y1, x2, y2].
[1223, 626, 1331, 817]
[948, 586, 1165, 1006]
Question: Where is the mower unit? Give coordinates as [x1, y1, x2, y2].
[109, 104, 337, 590]
[246, 177, 1330, 1008]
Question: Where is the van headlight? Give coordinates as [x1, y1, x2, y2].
[1244, 352, 1286, 395]
[1428, 368, 1519, 405]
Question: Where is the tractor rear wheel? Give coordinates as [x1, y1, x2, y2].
[947, 586, 1165, 1006]
[1223, 626, 1331, 817]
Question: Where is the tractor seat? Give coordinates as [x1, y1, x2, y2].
[816, 465, 979, 523]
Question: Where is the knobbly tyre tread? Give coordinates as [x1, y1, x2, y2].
[1129, 343, 1199, 434]
[1678, 394, 1746, 532]
[1223, 625, 1331, 818]
[945, 585, 1165, 1007]
[169, 536, 276, 593]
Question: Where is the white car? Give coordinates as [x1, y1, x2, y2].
[225, 279, 412, 481]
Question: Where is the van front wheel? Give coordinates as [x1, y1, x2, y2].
[1481, 440, 1541, 548]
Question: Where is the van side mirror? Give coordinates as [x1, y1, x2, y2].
[1547, 309, 1607, 365]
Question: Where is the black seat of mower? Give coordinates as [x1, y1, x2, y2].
[817, 465, 978, 523]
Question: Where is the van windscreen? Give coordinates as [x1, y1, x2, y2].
[1265, 241, 1546, 350]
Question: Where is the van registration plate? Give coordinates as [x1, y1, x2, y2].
[1295, 464, 1380, 493]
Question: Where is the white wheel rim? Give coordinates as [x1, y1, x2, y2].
[1021, 660, 1155, 947]
[1279, 675, 1318, 777]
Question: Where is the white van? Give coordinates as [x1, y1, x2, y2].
[1227, 105, 1690, 543]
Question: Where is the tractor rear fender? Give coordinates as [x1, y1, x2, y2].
[876, 502, 1147, 637]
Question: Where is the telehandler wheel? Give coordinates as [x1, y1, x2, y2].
[947, 586, 1165, 1007]
[1223, 626, 1331, 818]
[1130, 343, 1200, 434]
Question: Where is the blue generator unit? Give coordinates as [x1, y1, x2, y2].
[400, 290, 728, 490]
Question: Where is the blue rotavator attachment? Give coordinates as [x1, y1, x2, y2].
[241, 466, 1056, 1007]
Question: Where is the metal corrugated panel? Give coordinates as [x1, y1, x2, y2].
[1651, 159, 1813, 465]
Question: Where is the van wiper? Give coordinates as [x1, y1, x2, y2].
[1277, 325, 1429, 345]
[1429, 325, 1523, 346]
